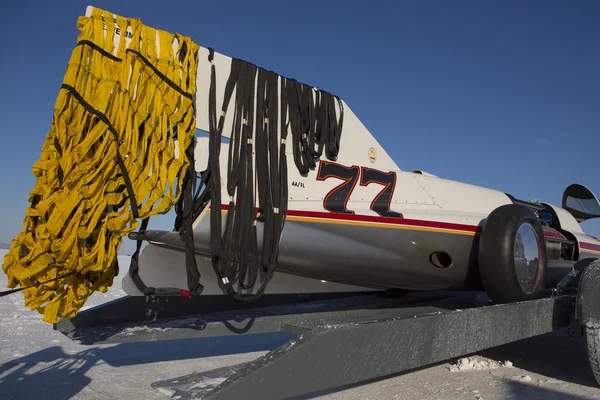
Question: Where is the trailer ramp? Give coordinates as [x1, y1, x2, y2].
[54, 290, 574, 399]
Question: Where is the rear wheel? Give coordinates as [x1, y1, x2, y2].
[577, 259, 600, 387]
[585, 326, 600, 386]
[479, 204, 547, 303]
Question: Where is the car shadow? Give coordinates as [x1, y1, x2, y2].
[0, 332, 294, 400]
[480, 328, 598, 388]
[504, 380, 595, 400]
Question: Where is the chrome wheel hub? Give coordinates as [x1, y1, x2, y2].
[514, 223, 542, 294]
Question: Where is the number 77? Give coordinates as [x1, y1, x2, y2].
[316, 161, 403, 218]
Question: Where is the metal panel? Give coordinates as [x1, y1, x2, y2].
[196, 295, 572, 400]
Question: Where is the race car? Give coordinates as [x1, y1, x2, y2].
[122, 42, 600, 305]
[5, 6, 598, 324]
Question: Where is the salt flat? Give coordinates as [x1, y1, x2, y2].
[1, 249, 600, 400]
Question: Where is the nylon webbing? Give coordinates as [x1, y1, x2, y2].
[206, 49, 344, 302]
[60, 83, 140, 219]
[1, 8, 199, 323]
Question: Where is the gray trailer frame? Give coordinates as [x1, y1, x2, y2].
[53, 260, 600, 400]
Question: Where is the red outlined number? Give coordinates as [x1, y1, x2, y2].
[316, 161, 360, 214]
[316, 160, 403, 217]
[360, 167, 403, 218]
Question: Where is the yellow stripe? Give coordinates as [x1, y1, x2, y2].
[218, 210, 476, 237]
[286, 215, 477, 236]
[582, 249, 600, 256]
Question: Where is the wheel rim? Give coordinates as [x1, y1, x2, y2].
[513, 222, 543, 294]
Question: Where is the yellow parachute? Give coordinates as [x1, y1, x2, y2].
[2, 7, 199, 323]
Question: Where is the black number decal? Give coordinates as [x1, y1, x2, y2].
[316, 161, 360, 214]
[360, 167, 403, 218]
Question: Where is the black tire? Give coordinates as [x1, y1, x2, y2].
[580, 259, 600, 386]
[571, 258, 598, 288]
[479, 204, 547, 303]
[586, 326, 600, 386]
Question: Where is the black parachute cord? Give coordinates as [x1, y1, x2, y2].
[313, 90, 325, 160]
[228, 63, 246, 286]
[236, 61, 258, 286]
[128, 219, 149, 294]
[306, 84, 315, 157]
[127, 218, 185, 296]
[324, 93, 344, 161]
[287, 80, 309, 176]
[192, 168, 209, 210]
[321, 93, 335, 160]
[192, 169, 212, 221]
[207, 50, 240, 283]
[228, 65, 266, 294]
[235, 133, 252, 288]
[260, 70, 275, 272]
[220, 197, 237, 281]
[227, 62, 244, 197]
[326, 93, 338, 158]
[304, 84, 319, 171]
[217, 60, 243, 282]
[295, 82, 312, 174]
[226, 99, 240, 195]
[128, 219, 155, 296]
[254, 67, 269, 222]
[255, 68, 274, 270]
[313, 90, 330, 162]
[0, 270, 78, 297]
[193, 168, 210, 221]
[267, 71, 280, 214]
[226, 61, 252, 286]
[217, 74, 282, 302]
[265, 71, 282, 269]
[237, 63, 258, 290]
[205, 57, 345, 303]
[221, 60, 247, 282]
[193, 170, 205, 200]
[279, 75, 289, 231]
[242, 61, 258, 289]
[180, 137, 203, 295]
[284, 79, 298, 174]
[298, 83, 319, 171]
[207, 49, 224, 279]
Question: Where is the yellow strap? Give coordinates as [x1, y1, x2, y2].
[2, 7, 199, 323]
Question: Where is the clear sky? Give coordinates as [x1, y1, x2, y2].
[0, 0, 598, 255]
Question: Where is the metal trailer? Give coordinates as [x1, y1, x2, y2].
[54, 259, 600, 400]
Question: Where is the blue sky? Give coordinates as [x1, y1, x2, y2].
[0, 0, 599, 255]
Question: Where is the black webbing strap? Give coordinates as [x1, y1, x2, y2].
[204, 49, 346, 303]
[76, 40, 123, 62]
[126, 129, 203, 297]
[128, 218, 185, 296]
[125, 49, 194, 101]
[0, 271, 77, 297]
[179, 138, 203, 295]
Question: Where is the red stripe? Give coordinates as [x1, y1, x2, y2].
[543, 230, 564, 239]
[287, 209, 480, 232]
[581, 242, 600, 252]
[220, 204, 479, 233]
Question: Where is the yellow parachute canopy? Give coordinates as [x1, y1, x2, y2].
[2, 7, 199, 323]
